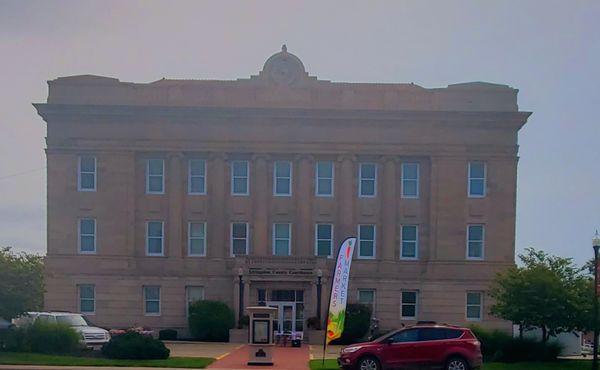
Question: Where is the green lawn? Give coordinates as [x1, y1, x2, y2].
[309, 359, 590, 370]
[0, 352, 214, 368]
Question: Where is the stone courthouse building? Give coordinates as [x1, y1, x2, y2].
[35, 46, 530, 336]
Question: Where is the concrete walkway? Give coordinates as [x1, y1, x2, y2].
[208, 345, 310, 370]
[165, 341, 244, 359]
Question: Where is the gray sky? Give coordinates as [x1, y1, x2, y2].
[1, 0, 599, 265]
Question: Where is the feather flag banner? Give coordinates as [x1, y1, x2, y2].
[325, 237, 356, 345]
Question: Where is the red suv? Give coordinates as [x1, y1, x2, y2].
[338, 324, 482, 370]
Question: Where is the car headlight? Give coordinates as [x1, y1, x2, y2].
[342, 346, 362, 353]
[105, 332, 111, 340]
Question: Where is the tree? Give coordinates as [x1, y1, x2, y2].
[489, 248, 592, 342]
[0, 247, 44, 320]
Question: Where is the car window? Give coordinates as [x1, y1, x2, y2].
[36, 314, 56, 324]
[445, 329, 463, 339]
[390, 329, 419, 343]
[56, 315, 88, 327]
[419, 328, 447, 341]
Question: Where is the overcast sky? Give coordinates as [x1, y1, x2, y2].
[0, 0, 598, 265]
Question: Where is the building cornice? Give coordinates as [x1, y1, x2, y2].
[33, 103, 531, 130]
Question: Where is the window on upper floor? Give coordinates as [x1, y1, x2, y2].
[78, 156, 96, 192]
[401, 163, 419, 198]
[315, 161, 334, 196]
[359, 163, 377, 197]
[401, 290, 418, 319]
[78, 284, 95, 314]
[146, 221, 164, 256]
[79, 218, 96, 254]
[468, 161, 486, 197]
[231, 222, 249, 256]
[146, 159, 164, 194]
[273, 223, 291, 256]
[358, 224, 376, 259]
[400, 225, 419, 259]
[188, 159, 206, 195]
[188, 222, 206, 256]
[231, 160, 249, 195]
[143, 286, 161, 315]
[315, 223, 333, 257]
[466, 291, 483, 321]
[274, 161, 292, 196]
[467, 224, 485, 260]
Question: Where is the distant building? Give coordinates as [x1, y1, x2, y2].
[35, 46, 530, 336]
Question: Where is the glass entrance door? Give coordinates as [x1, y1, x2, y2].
[267, 302, 298, 334]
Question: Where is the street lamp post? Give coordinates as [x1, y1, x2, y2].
[238, 268, 244, 329]
[593, 231, 600, 370]
[316, 269, 323, 329]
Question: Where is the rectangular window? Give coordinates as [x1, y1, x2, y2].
[466, 292, 483, 321]
[79, 218, 96, 254]
[315, 223, 333, 257]
[358, 224, 376, 259]
[146, 159, 164, 194]
[231, 160, 249, 195]
[78, 156, 96, 191]
[186, 286, 204, 315]
[273, 161, 292, 196]
[401, 291, 418, 319]
[358, 289, 375, 311]
[143, 286, 161, 315]
[359, 163, 377, 197]
[315, 161, 334, 196]
[231, 222, 249, 256]
[188, 222, 206, 256]
[468, 162, 486, 197]
[400, 225, 418, 259]
[146, 221, 164, 256]
[401, 163, 419, 198]
[78, 284, 95, 314]
[188, 159, 206, 195]
[467, 224, 485, 260]
[273, 223, 291, 256]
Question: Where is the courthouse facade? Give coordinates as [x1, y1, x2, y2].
[36, 46, 530, 335]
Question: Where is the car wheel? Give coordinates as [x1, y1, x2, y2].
[357, 356, 380, 370]
[446, 357, 469, 370]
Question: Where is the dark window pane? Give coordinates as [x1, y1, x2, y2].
[470, 179, 484, 196]
[361, 180, 375, 195]
[402, 305, 416, 318]
[275, 162, 291, 177]
[233, 161, 248, 176]
[317, 179, 332, 195]
[317, 224, 332, 239]
[445, 329, 463, 339]
[419, 328, 446, 341]
[148, 176, 163, 192]
[190, 177, 204, 193]
[402, 226, 417, 241]
[233, 178, 247, 194]
[468, 225, 483, 240]
[80, 173, 95, 189]
[148, 159, 163, 175]
[190, 160, 205, 176]
[392, 329, 419, 343]
[360, 241, 373, 256]
[467, 306, 481, 319]
[467, 292, 481, 305]
[80, 157, 95, 172]
[81, 300, 94, 313]
[275, 178, 290, 194]
[402, 242, 416, 258]
[232, 223, 247, 238]
[80, 219, 95, 235]
[317, 161, 333, 177]
[403, 180, 417, 196]
[470, 163, 485, 178]
[403, 163, 418, 179]
[80, 236, 95, 252]
[402, 291, 417, 304]
[148, 222, 163, 237]
[361, 164, 375, 178]
[233, 240, 247, 255]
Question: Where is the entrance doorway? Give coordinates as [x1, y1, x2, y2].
[265, 289, 304, 334]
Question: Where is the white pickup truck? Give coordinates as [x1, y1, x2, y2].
[13, 312, 110, 349]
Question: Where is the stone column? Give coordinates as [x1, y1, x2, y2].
[252, 155, 269, 256]
[208, 153, 227, 258]
[168, 153, 184, 258]
[337, 155, 356, 244]
[296, 154, 313, 256]
[381, 156, 397, 260]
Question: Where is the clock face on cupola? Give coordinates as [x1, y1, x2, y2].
[261, 44, 308, 86]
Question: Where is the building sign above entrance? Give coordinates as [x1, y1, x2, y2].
[248, 267, 314, 277]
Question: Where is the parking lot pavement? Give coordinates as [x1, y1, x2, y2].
[164, 341, 244, 359]
[308, 344, 343, 360]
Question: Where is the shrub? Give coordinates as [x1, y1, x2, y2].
[101, 331, 169, 359]
[158, 329, 178, 341]
[1, 321, 80, 354]
[188, 300, 235, 342]
[331, 304, 372, 345]
[238, 314, 249, 328]
[470, 325, 562, 362]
